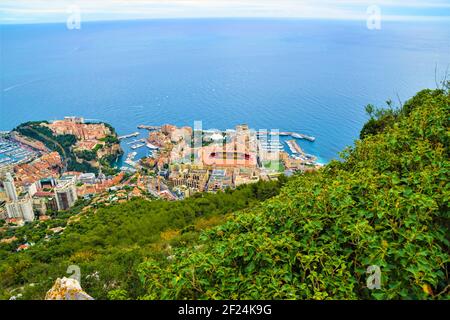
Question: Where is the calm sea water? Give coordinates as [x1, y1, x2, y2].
[1, 19, 449, 163]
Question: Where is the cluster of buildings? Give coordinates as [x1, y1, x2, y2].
[0, 119, 322, 228]
[45, 117, 119, 157]
[2, 172, 34, 222]
[76, 171, 125, 196]
[0, 117, 129, 227]
[13, 152, 63, 186]
[132, 123, 320, 198]
[0, 167, 130, 224]
[0, 171, 80, 224]
[167, 165, 260, 196]
[0, 145, 79, 224]
[46, 117, 110, 142]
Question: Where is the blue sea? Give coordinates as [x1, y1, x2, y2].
[1, 19, 449, 164]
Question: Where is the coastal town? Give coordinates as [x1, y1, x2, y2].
[0, 116, 322, 247]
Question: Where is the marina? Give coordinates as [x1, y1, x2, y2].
[0, 137, 38, 168]
[0, 157, 12, 164]
[114, 124, 319, 171]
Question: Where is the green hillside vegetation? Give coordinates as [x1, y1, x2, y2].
[75, 149, 98, 162]
[0, 179, 286, 300]
[137, 87, 449, 300]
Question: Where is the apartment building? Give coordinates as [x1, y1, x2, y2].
[54, 176, 78, 211]
[6, 197, 35, 222]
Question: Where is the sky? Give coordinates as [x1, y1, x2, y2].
[0, 0, 449, 24]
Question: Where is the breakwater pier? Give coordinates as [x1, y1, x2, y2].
[118, 132, 139, 140]
[286, 139, 303, 154]
[272, 131, 315, 142]
[138, 125, 161, 131]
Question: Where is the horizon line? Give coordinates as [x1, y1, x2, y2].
[2, 15, 450, 26]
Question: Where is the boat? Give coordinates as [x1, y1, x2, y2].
[126, 152, 137, 160]
[0, 157, 12, 164]
[146, 143, 159, 150]
[131, 143, 145, 150]
[127, 138, 145, 145]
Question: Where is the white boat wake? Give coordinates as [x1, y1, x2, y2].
[3, 79, 42, 92]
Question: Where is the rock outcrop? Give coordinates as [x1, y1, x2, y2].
[45, 277, 94, 300]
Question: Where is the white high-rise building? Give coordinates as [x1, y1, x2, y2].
[55, 176, 78, 211]
[6, 197, 35, 222]
[25, 182, 38, 197]
[3, 172, 18, 201]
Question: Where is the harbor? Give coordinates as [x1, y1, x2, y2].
[113, 124, 321, 174]
[128, 138, 147, 150]
[0, 137, 38, 168]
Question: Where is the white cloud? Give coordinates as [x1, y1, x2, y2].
[0, 0, 449, 24]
